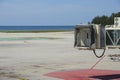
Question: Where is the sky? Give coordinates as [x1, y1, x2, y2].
[0, 0, 120, 26]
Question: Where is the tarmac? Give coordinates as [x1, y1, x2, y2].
[0, 31, 120, 80]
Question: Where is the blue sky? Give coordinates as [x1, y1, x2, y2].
[0, 0, 120, 25]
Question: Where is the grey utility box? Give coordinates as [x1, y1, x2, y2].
[74, 24, 106, 50]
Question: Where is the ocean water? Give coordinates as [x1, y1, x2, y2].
[0, 26, 74, 30]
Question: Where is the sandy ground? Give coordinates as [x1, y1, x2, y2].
[0, 31, 120, 80]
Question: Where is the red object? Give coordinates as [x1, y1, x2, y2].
[44, 69, 120, 80]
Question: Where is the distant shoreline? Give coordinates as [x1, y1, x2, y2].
[0, 30, 73, 33]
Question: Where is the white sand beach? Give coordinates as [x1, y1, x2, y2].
[0, 31, 120, 80]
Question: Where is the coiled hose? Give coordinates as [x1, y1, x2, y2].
[93, 49, 106, 58]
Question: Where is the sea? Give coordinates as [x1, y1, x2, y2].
[0, 26, 74, 31]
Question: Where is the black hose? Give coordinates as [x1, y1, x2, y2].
[93, 49, 106, 58]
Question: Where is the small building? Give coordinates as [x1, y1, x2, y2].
[114, 17, 120, 27]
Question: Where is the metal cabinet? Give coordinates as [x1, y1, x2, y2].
[74, 24, 106, 50]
